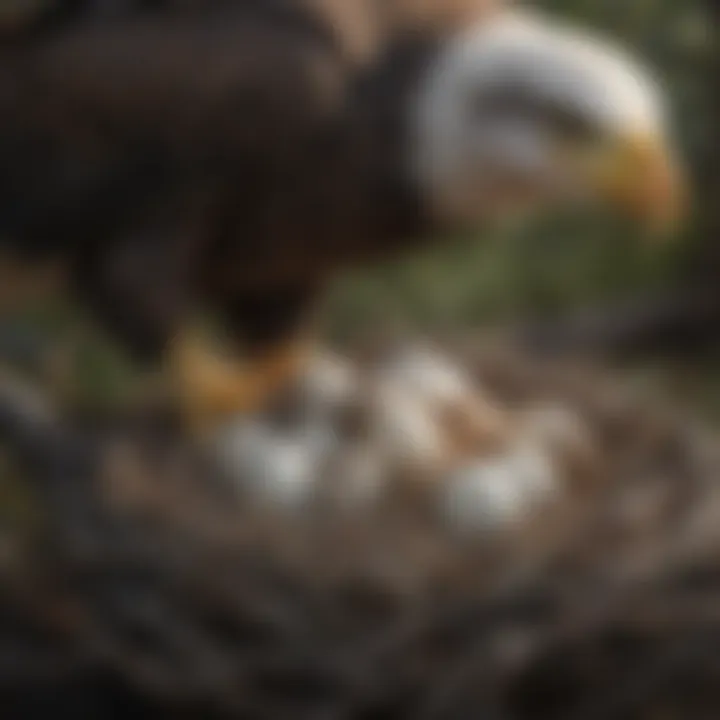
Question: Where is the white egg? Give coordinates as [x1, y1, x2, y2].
[298, 421, 341, 457]
[519, 404, 595, 464]
[294, 353, 359, 420]
[442, 434, 563, 532]
[504, 440, 560, 501]
[371, 381, 449, 475]
[377, 345, 475, 406]
[375, 345, 508, 453]
[443, 455, 532, 534]
[212, 421, 322, 511]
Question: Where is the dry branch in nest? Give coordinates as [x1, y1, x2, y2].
[0, 345, 719, 718]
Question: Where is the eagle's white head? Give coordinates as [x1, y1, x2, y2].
[412, 10, 686, 233]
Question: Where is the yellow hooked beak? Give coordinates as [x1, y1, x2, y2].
[589, 131, 688, 237]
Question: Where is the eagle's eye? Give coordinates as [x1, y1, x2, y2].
[471, 87, 599, 142]
[470, 85, 529, 119]
[541, 101, 599, 142]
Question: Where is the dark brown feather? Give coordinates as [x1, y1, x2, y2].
[0, 0, 501, 358]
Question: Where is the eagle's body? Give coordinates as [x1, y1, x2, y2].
[0, 0, 461, 359]
[0, 0, 683, 433]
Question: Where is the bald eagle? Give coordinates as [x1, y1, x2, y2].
[0, 0, 685, 435]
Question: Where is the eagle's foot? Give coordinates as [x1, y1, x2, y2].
[169, 330, 306, 438]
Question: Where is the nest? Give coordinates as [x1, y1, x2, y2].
[0, 344, 719, 718]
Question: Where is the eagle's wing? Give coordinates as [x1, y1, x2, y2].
[0, 2, 351, 369]
[0, 0, 507, 245]
[0, 3, 345, 248]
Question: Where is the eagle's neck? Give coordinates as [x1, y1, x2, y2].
[350, 35, 446, 250]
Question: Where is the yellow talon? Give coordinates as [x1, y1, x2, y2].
[168, 327, 307, 438]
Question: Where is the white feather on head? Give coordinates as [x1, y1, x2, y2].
[411, 8, 671, 224]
